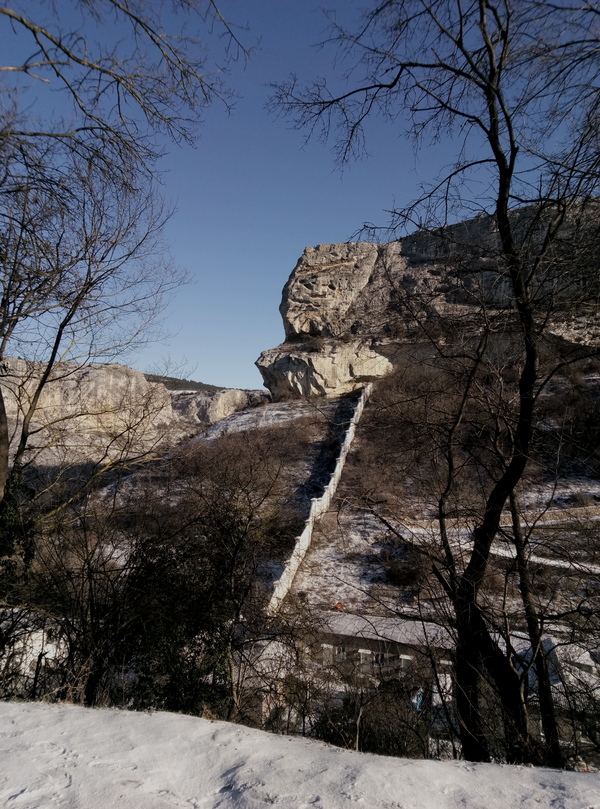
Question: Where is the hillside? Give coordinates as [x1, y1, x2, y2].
[2, 212, 600, 771]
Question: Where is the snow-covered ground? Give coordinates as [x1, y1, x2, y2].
[1, 702, 598, 809]
[198, 398, 340, 440]
[291, 509, 431, 615]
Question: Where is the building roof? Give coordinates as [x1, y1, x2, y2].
[318, 611, 454, 651]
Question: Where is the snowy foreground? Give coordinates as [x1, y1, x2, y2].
[1, 702, 599, 809]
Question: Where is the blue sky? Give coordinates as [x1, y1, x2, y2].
[138, 0, 448, 390]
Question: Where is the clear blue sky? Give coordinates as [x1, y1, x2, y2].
[136, 0, 458, 390]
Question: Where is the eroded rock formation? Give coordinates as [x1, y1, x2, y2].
[256, 211, 600, 398]
[258, 339, 392, 399]
[1, 359, 261, 466]
[171, 387, 266, 429]
[256, 236, 457, 398]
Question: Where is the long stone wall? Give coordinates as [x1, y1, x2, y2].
[267, 383, 373, 615]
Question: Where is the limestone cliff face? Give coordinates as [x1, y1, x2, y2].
[256, 236, 458, 398]
[1, 359, 260, 466]
[257, 339, 392, 399]
[1, 359, 175, 466]
[256, 212, 600, 398]
[280, 243, 381, 339]
[170, 387, 265, 428]
[256, 241, 399, 398]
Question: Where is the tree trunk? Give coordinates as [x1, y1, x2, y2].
[0, 385, 9, 507]
[510, 492, 565, 767]
[454, 632, 491, 762]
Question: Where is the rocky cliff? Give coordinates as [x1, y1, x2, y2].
[255, 232, 485, 398]
[1, 359, 262, 466]
[256, 213, 599, 398]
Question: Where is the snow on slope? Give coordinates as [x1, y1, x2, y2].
[199, 398, 340, 439]
[1, 702, 598, 809]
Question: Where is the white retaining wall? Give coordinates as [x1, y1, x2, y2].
[267, 383, 373, 615]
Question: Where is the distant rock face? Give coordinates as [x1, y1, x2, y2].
[2, 359, 176, 466]
[1, 359, 261, 466]
[171, 388, 266, 428]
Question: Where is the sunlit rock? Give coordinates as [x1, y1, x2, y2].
[171, 387, 263, 426]
[0, 360, 261, 465]
[1, 358, 175, 465]
[257, 339, 392, 398]
[256, 214, 600, 399]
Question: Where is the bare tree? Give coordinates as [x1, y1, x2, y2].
[0, 152, 183, 540]
[273, 0, 600, 764]
[0, 1, 247, 185]
[0, 1, 249, 505]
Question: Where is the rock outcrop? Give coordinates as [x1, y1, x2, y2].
[256, 235, 465, 398]
[1, 359, 262, 466]
[258, 339, 392, 399]
[279, 243, 381, 339]
[170, 387, 267, 430]
[256, 211, 600, 398]
[1, 359, 175, 466]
